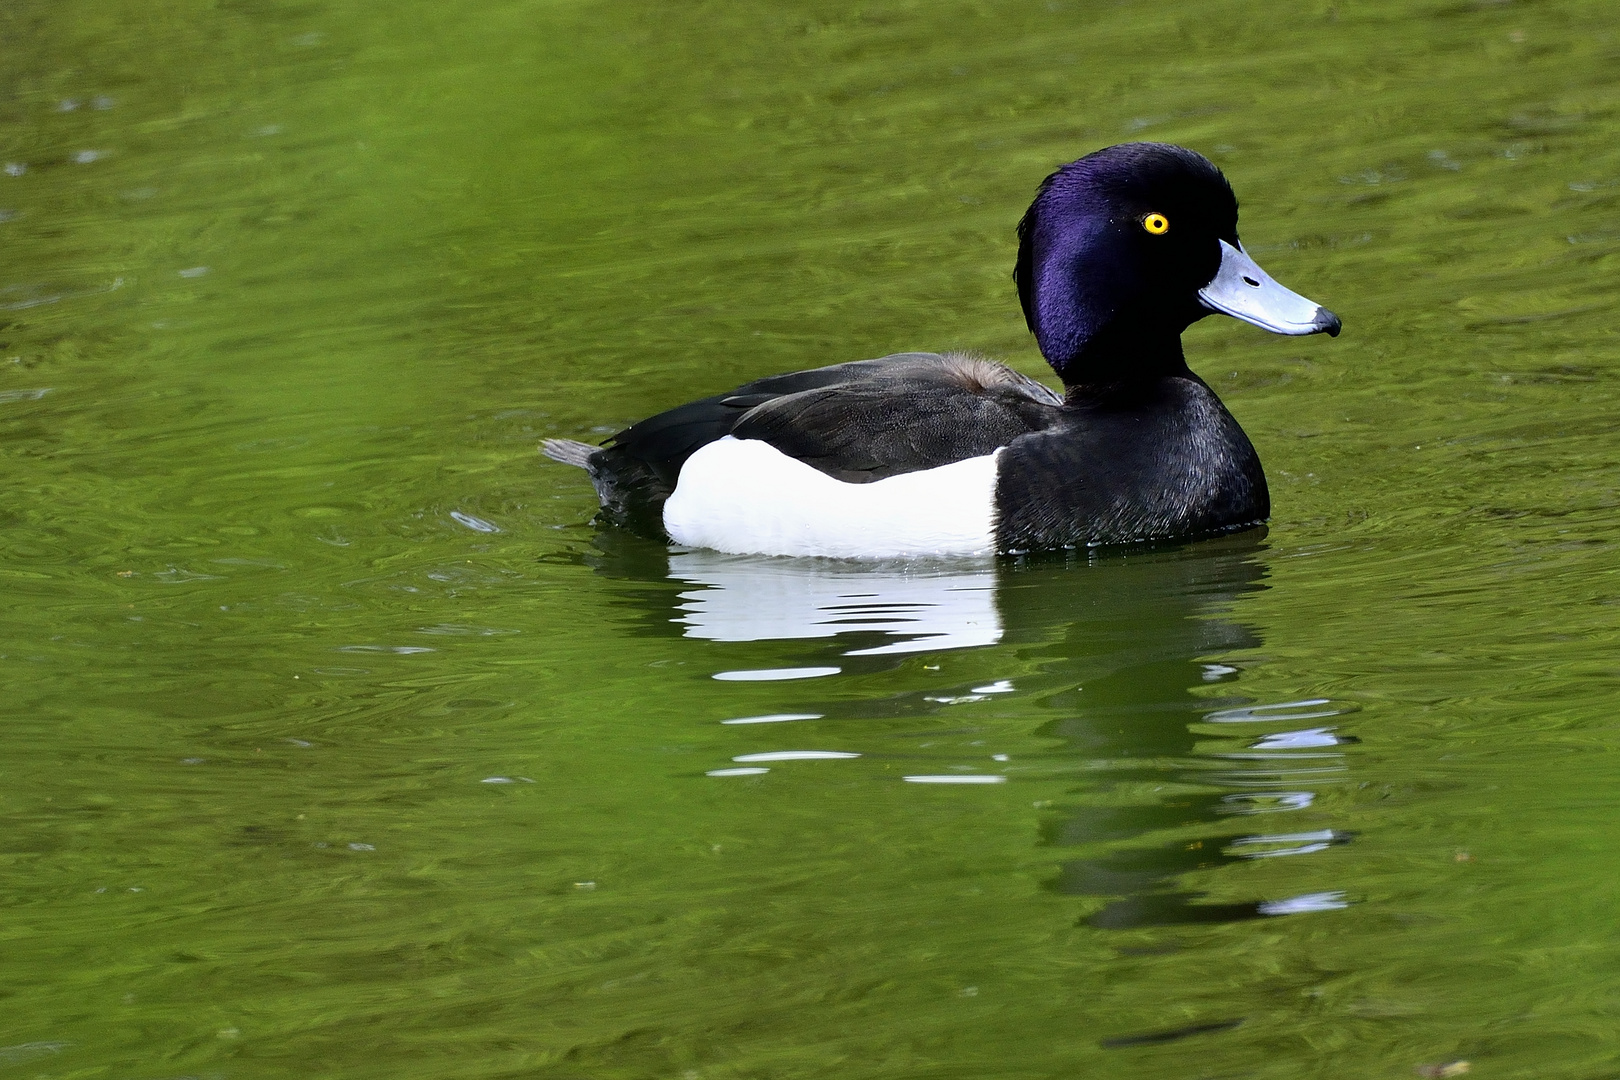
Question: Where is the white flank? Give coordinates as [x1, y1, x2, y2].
[663, 437, 999, 559]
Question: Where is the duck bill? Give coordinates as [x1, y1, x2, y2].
[1198, 239, 1341, 336]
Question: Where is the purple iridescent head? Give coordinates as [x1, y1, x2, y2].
[1014, 143, 1340, 386]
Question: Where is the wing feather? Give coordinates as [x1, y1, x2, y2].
[579, 352, 1063, 534]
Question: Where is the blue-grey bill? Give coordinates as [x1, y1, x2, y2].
[1198, 239, 1341, 336]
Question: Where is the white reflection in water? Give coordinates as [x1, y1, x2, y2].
[1257, 890, 1349, 915]
[712, 666, 840, 681]
[1230, 829, 1345, 858]
[1219, 791, 1316, 813]
[1244, 841, 1332, 858]
[903, 774, 1007, 784]
[450, 510, 500, 533]
[721, 713, 823, 725]
[669, 550, 1001, 656]
[1251, 727, 1343, 749]
[1205, 698, 1346, 724]
[732, 750, 859, 762]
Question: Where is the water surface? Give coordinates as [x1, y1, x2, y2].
[4, 0, 1620, 1076]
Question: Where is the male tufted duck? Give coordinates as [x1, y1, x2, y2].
[544, 142, 1340, 558]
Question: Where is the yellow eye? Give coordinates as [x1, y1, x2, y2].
[1142, 213, 1169, 235]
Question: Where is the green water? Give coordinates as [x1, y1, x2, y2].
[5, 0, 1620, 1075]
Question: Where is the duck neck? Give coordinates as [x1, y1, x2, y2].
[1052, 323, 1191, 394]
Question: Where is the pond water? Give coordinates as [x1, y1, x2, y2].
[5, 0, 1620, 1076]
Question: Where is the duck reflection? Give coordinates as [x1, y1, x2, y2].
[668, 549, 1001, 656]
[996, 537, 1351, 927]
[583, 529, 1353, 929]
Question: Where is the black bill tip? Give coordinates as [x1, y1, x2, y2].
[1312, 307, 1343, 337]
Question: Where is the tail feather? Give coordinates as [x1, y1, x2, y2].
[544, 436, 666, 535]
[541, 438, 597, 468]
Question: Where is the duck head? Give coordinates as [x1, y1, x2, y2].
[1014, 142, 1341, 386]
